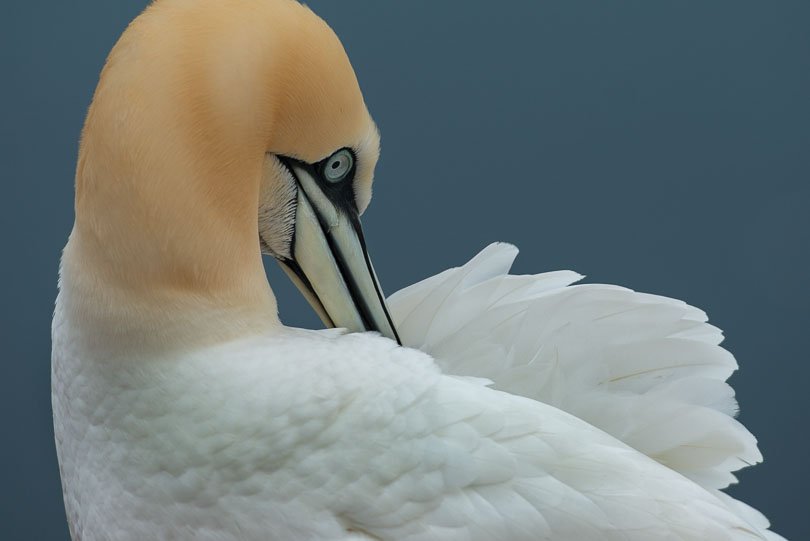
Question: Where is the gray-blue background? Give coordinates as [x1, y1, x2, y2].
[2, 1, 807, 539]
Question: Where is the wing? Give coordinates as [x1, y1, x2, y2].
[387, 243, 761, 491]
[385, 243, 786, 539]
[286, 333, 771, 540]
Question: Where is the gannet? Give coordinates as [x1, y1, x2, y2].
[52, 0, 783, 539]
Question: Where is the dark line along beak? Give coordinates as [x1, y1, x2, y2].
[276, 156, 401, 345]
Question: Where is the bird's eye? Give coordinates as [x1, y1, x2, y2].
[323, 149, 354, 183]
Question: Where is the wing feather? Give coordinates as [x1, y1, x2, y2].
[328, 355, 769, 540]
[387, 243, 762, 490]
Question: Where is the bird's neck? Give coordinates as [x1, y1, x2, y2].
[72, 123, 274, 312]
[67, 100, 281, 352]
[63, 14, 285, 352]
[59, 229, 280, 355]
[67, 135, 281, 353]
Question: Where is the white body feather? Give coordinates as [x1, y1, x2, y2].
[52, 244, 782, 540]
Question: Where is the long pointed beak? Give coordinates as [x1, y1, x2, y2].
[276, 158, 401, 345]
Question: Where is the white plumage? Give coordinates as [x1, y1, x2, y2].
[390, 243, 761, 491]
[53, 243, 782, 540]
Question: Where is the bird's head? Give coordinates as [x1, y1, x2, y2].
[70, 0, 399, 343]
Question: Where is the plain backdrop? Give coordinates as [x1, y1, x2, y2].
[2, 1, 808, 539]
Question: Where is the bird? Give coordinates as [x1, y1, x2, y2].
[51, 0, 783, 539]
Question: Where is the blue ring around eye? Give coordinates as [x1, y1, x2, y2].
[324, 149, 353, 183]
